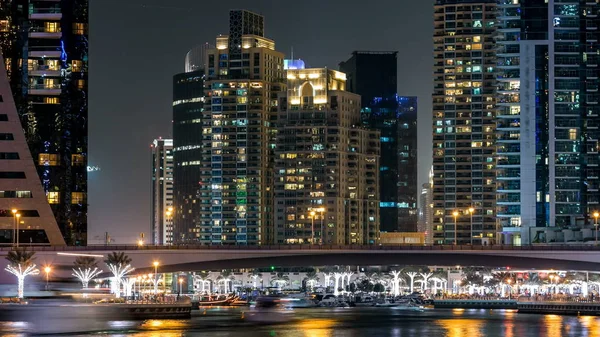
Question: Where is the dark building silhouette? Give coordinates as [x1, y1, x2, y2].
[339, 51, 398, 108]
[0, 0, 88, 245]
[340, 52, 418, 232]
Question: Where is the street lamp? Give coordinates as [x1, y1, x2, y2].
[317, 207, 325, 245]
[178, 277, 184, 297]
[468, 207, 475, 245]
[309, 211, 316, 244]
[452, 211, 459, 245]
[15, 213, 21, 247]
[11, 209, 17, 246]
[594, 212, 600, 244]
[44, 266, 51, 291]
[506, 278, 512, 299]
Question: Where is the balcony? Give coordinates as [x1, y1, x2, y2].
[29, 8, 62, 21]
[29, 27, 61, 39]
[29, 84, 61, 96]
[28, 65, 60, 77]
[28, 46, 61, 58]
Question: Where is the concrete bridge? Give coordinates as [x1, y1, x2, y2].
[0, 245, 599, 274]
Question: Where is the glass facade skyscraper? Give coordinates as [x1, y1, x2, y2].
[340, 52, 418, 233]
[496, 0, 600, 244]
[0, 0, 88, 245]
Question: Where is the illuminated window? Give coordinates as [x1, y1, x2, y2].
[569, 129, 577, 140]
[39, 153, 59, 166]
[472, 44, 482, 50]
[43, 78, 58, 89]
[44, 97, 59, 104]
[44, 22, 60, 33]
[71, 192, 86, 204]
[47, 192, 59, 204]
[72, 23, 85, 35]
[72, 60, 83, 72]
[77, 79, 85, 89]
[71, 154, 85, 166]
[473, 36, 481, 43]
[0, 20, 8, 32]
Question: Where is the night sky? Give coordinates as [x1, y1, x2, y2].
[89, 0, 434, 244]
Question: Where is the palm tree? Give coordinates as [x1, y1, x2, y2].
[72, 256, 102, 289]
[272, 272, 290, 291]
[304, 270, 319, 291]
[249, 269, 263, 289]
[217, 270, 234, 293]
[5, 248, 39, 299]
[193, 271, 211, 293]
[104, 252, 134, 298]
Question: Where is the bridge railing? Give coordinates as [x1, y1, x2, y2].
[1, 244, 600, 252]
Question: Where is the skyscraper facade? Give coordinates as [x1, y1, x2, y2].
[175, 10, 285, 245]
[418, 168, 434, 245]
[274, 68, 380, 245]
[496, 0, 600, 244]
[172, 51, 206, 244]
[340, 52, 418, 233]
[0, 0, 88, 245]
[151, 138, 173, 245]
[432, 0, 497, 245]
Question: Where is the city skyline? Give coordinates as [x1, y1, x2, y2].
[89, 0, 433, 243]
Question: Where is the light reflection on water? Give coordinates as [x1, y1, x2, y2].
[4, 308, 600, 336]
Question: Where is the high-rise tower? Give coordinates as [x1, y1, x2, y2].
[495, 0, 600, 244]
[0, 0, 88, 245]
[340, 52, 418, 233]
[274, 68, 380, 245]
[432, 0, 497, 245]
[174, 10, 284, 245]
[172, 47, 207, 244]
[151, 138, 173, 245]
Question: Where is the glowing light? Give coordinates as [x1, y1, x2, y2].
[72, 267, 102, 289]
[5, 263, 39, 299]
[106, 263, 135, 298]
[287, 74, 296, 80]
[57, 252, 104, 258]
[308, 73, 320, 79]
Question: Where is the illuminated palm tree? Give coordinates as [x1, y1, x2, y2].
[104, 252, 134, 298]
[72, 256, 102, 289]
[5, 248, 39, 298]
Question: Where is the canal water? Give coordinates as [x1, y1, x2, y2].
[1, 307, 599, 336]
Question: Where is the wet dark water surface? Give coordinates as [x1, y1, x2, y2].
[2, 307, 600, 336]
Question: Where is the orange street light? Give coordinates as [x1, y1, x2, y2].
[44, 266, 52, 290]
[452, 211, 459, 245]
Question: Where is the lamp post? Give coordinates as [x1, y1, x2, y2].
[165, 207, 173, 245]
[317, 207, 325, 245]
[44, 266, 51, 291]
[15, 213, 21, 247]
[506, 278, 512, 299]
[178, 277, 184, 297]
[11, 209, 17, 246]
[594, 212, 600, 244]
[468, 207, 475, 245]
[452, 211, 459, 245]
[309, 211, 316, 244]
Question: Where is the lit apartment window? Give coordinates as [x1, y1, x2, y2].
[71, 154, 85, 166]
[43, 78, 58, 89]
[47, 60, 59, 71]
[0, 20, 8, 32]
[45, 22, 60, 33]
[72, 22, 85, 35]
[44, 97, 59, 104]
[77, 79, 85, 89]
[38, 153, 59, 166]
[47, 191, 59, 204]
[71, 192, 86, 204]
[72, 60, 83, 72]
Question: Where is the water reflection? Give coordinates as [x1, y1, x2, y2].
[297, 319, 336, 337]
[437, 318, 484, 337]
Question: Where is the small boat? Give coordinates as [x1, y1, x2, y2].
[193, 294, 237, 307]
